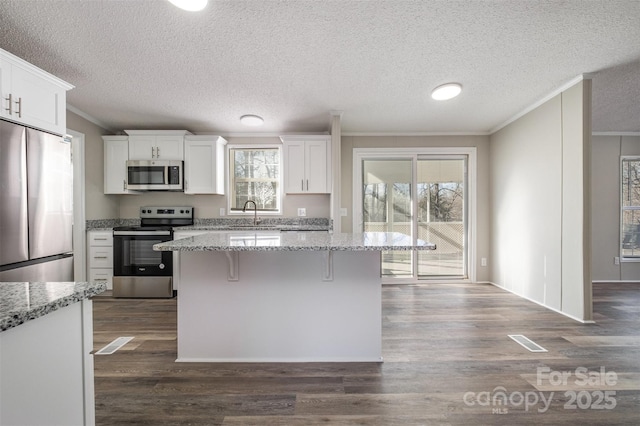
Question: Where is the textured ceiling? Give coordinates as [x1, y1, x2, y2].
[0, 0, 639, 135]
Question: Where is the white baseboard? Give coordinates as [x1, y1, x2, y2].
[485, 281, 595, 324]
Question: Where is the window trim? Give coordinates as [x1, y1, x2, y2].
[227, 144, 283, 216]
[620, 156, 640, 262]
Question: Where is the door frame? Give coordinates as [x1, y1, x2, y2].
[353, 147, 477, 283]
[67, 129, 86, 281]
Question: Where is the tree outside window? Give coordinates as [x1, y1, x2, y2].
[622, 158, 640, 258]
[230, 148, 280, 212]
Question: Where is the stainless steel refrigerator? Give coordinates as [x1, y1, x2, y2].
[0, 120, 74, 282]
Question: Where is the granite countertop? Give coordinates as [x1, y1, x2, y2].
[154, 231, 436, 252]
[87, 218, 331, 232]
[0, 282, 107, 332]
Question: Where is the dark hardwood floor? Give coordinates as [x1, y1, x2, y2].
[92, 283, 640, 425]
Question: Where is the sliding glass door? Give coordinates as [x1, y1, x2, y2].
[417, 158, 466, 278]
[363, 159, 413, 276]
[359, 152, 469, 280]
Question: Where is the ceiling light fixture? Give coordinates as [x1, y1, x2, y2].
[431, 83, 462, 101]
[240, 114, 264, 126]
[168, 0, 208, 12]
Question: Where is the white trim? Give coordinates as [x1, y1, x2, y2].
[211, 132, 330, 138]
[226, 143, 283, 216]
[343, 131, 489, 137]
[68, 129, 86, 282]
[592, 280, 640, 284]
[66, 105, 117, 133]
[487, 281, 595, 324]
[0, 47, 74, 90]
[353, 147, 477, 282]
[593, 132, 640, 136]
[489, 74, 591, 134]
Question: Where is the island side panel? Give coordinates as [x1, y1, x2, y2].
[177, 250, 382, 362]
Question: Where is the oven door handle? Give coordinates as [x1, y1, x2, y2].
[113, 230, 173, 236]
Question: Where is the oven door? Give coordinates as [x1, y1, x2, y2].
[113, 230, 173, 277]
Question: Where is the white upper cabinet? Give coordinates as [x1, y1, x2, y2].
[103, 136, 138, 195]
[126, 130, 191, 160]
[183, 135, 227, 194]
[0, 48, 73, 135]
[280, 135, 331, 194]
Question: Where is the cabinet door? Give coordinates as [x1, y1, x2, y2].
[104, 137, 135, 194]
[129, 135, 184, 160]
[283, 141, 306, 194]
[10, 62, 66, 135]
[128, 135, 156, 160]
[305, 140, 329, 193]
[155, 136, 184, 160]
[184, 138, 224, 194]
[88, 231, 113, 246]
[0, 58, 11, 122]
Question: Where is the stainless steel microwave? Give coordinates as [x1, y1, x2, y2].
[126, 160, 183, 191]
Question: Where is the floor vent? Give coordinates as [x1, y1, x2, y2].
[96, 336, 134, 355]
[508, 334, 548, 353]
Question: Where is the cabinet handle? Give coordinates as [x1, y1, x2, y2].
[123, 179, 127, 190]
[94, 256, 108, 259]
[4, 93, 12, 115]
[306, 179, 309, 191]
[151, 147, 155, 158]
[156, 146, 160, 157]
[94, 238, 108, 241]
[301, 179, 304, 191]
[94, 278, 108, 281]
[15, 97, 22, 118]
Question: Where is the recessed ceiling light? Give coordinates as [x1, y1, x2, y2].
[240, 115, 264, 126]
[431, 83, 462, 101]
[168, 0, 208, 12]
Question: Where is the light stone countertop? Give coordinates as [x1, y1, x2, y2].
[0, 281, 107, 332]
[154, 231, 436, 252]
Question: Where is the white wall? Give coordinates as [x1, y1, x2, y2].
[489, 80, 592, 321]
[592, 134, 640, 281]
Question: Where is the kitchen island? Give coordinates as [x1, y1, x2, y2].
[0, 281, 106, 425]
[155, 231, 434, 363]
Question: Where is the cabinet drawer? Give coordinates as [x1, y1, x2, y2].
[89, 246, 113, 268]
[88, 232, 113, 246]
[89, 268, 113, 289]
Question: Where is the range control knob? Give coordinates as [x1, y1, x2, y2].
[159, 263, 165, 270]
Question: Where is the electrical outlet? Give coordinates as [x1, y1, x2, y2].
[340, 208, 348, 217]
[219, 208, 225, 216]
[614, 256, 620, 265]
[481, 257, 487, 267]
[297, 208, 306, 217]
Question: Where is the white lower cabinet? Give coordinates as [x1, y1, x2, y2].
[87, 231, 113, 290]
[0, 299, 95, 425]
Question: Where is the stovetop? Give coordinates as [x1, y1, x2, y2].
[114, 206, 194, 232]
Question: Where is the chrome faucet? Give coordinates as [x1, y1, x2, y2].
[242, 200, 262, 225]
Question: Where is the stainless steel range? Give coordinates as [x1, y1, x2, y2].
[112, 206, 194, 298]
